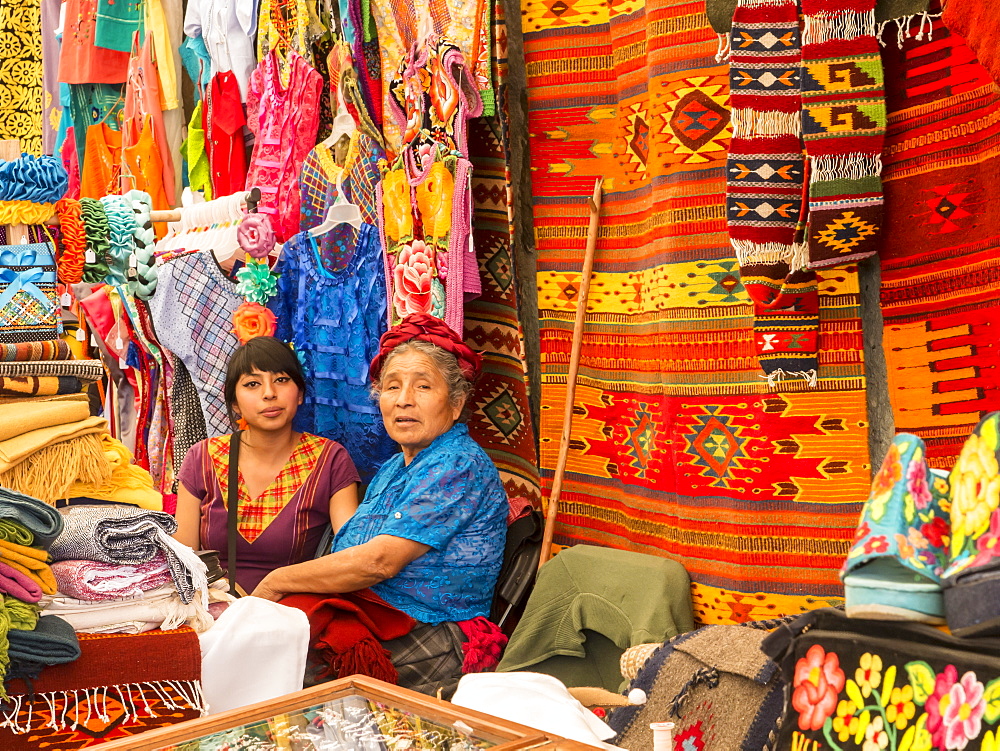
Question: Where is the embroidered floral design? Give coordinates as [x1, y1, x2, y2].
[886, 685, 916, 730]
[415, 160, 454, 240]
[793, 644, 846, 731]
[862, 535, 889, 555]
[907, 451, 933, 511]
[391, 240, 435, 319]
[950, 430, 1000, 558]
[942, 672, 986, 750]
[833, 699, 860, 742]
[870, 442, 903, 521]
[922, 516, 949, 549]
[864, 715, 889, 751]
[856, 653, 883, 698]
[381, 168, 413, 242]
[925, 664, 960, 748]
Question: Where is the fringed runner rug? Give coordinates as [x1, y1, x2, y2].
[524, 0, 872, 624]
[879, 19, 1000, 469]
[0, 627, 203, 749]
[464, 4, 542, 507]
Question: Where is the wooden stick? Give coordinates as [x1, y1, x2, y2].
[0, 140, 28, 244]
[539, 177, 603, 569]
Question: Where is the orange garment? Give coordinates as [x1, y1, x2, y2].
[122, 34, 175, 206]
[58, 0, 130, 84]
[80, 123, 122, 199]
[123, 115, 170, 237]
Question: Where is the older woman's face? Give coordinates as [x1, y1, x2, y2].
[379, 349, 463, 463]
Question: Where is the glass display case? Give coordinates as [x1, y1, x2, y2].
[99, 675, 600, 751]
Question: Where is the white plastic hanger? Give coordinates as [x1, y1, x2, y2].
[309, 172, 363, 235]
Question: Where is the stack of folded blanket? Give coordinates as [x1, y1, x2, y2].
[0, 397, 163, 508]
[42, 505, 212, 635]
[0, 486, 80, 695]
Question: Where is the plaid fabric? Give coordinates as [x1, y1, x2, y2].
[382, 621, 466, 698]
[206, 433, 327, 542]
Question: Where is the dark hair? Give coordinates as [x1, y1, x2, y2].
[224, 337, 306, 423]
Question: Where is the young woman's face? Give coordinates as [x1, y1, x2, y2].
[232, 370, 302, 431]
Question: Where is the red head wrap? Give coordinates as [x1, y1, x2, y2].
[369, 314, 482, 383]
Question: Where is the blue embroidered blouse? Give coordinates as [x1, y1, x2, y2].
[332, 423, 507, 624]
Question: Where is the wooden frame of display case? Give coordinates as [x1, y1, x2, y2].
[99, 674, 603, 750]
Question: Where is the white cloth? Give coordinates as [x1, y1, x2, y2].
[183, 0, 257, 99]
[41, 584, 214, 633]
[198, 596, 309, 714]
[451, 672, 620, 749]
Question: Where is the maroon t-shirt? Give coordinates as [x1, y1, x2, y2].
[178, 433, 359, 592]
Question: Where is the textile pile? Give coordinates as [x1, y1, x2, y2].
[524, 0, 870, 623]
[41, 504, 212, 635]
[0, 487, 81, 697]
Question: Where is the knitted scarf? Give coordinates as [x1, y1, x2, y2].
[801, 0, 885, 268]
[281, 589, 416, 684]
[727, 0, 820, 384]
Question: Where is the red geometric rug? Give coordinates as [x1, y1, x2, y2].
[524, 0, 872, 624]
[464, 5, 542, 507]
[879, 20, 1000, 469]
[0, 627, 203, 749]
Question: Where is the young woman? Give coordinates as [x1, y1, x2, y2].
[174, 337, 360, 593]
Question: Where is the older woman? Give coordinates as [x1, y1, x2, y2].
[252, 314, 508, 692]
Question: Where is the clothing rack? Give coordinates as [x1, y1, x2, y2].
[40, 188, 262, 227]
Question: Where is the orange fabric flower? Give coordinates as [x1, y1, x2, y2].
[232, 302, 277, 344]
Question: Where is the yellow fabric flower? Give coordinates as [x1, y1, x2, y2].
[833, 699, 859, 742]
[950, 432, 1000, 557]
[855, 653, 882, 698]
[415, 161, 454, 240]
[381, 168, 413, 242]
[886, 685, 915, 730]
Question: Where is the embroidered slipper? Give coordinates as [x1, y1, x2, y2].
[841, 433, 951, 623]
[942, 412, 1000, 636]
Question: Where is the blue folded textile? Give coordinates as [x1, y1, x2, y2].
[0, 487, 63, 547]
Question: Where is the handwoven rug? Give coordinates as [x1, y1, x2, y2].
[879, 20, 1000, 470]
[463, 4, 542, 507]
[524, 0, 871, 624]
[0, 627, 204, 749]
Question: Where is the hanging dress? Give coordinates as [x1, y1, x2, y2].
[245, 50, 323, 241]
[273, 228, 396, 483]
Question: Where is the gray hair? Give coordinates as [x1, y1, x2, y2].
[370, 340, 474, 410]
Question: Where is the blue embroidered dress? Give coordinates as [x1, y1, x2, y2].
[333, 423, 507, 624]
[273, 228, 396, 483]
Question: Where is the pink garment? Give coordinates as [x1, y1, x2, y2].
[0, 561, 43, 603]
[52, 556, 172, 601]
[245, 50, 323, 242]
[61, 128, 81, 199]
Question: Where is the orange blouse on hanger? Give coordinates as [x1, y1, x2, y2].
[80, 123, 122, 198]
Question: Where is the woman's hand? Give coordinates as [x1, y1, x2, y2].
[251, 573, 286, 602]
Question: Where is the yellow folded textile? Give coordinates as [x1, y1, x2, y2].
[0, 539, 55, 595]
[0, 399, 91, 442]
[5, 595, 39, 631]
[0, 393, 90, 406]
[64, 434, 164, 511]
[0, 416, 108, 474]
[0, 417, 113, 504]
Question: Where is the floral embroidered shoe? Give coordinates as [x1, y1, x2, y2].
[841, 434, 951, 623]
[942, 412, 1000, 637]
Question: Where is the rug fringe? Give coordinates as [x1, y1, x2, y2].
[715, 32, 731, 63]
[0, 679, 207, 734]
[876, 11, 941, 49]
[762, 368, 819, 389]
[803, 9, 875, 46]
[810, 153, 883, 183]
[731, 109, 801, 139]
[732, 239, 808, 271]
